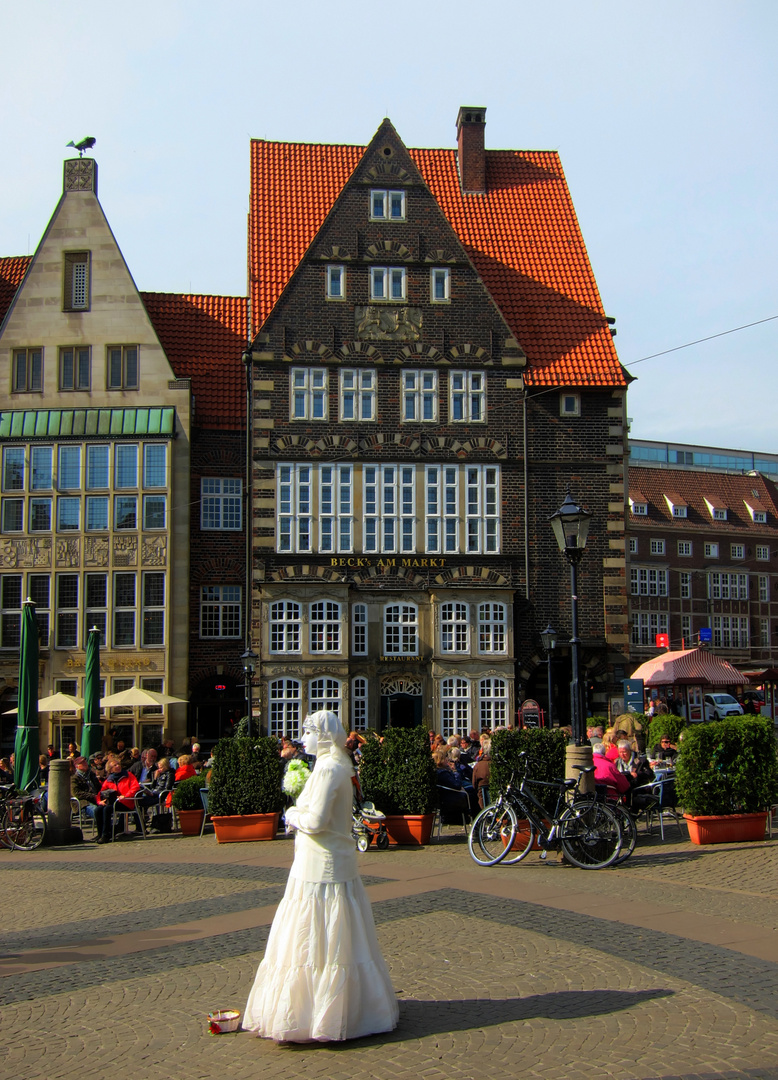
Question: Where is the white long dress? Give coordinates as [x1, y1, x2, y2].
[242, 714, 399, 1042]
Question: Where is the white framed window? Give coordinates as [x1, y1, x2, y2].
[441, 602, 469, 653]
[708, 572, 748, 600]
[59, 346, 90, 390]
[631, 612, 669, 646]
[370, 189, 405, 221]
[351, 677, 368, 731]
[29, 498, 52, 532]
[704, 542, 719, 559]
[402, 369, 438, 422]
[680, 571, 691, 599]
[31, 446, 52, 490]
[57, 573, 79, 647]
[466, 465, 500, 553]
[756, 545, 770, 561]
[201, 478, 241, 530]
[309, 677, 342, 718]
[682, 614, 691, 643]
[478, 602, 506, 654]
[754, 511, 767, 524]
[86, 445, 109, 489]
[141, 572, 165, 646]
[759, 575, 769, 602]
[450, 371, 484, 422]
[441, 677, 470, 738]
[310, 601, 341, 653]
[12, 348, 43, 392]
[560, 393, 580, 417]
[370, 266, 406, 301]
[628, 537, 638, 554]
[431, 267, 450, 302]
[58, 446, 81, 491]
[269, 678, 301, 740]
[761, 618, 770, 647]
[383, 603, 418, 656]
[630, 499, 648, 516]
[650, 539, 665, 555]
[426, 465, 459, 554]
[731, 543, 745, 559]
[113, 573, 136, 647]
[713, 616, 749, 649]
[352, 603, 368, 656]
[672, 505, 688, 519]
[143, 444, 167, 488]
[630, 567, 669, 597]
[363, 464, 415, 554]
[326, 264, 345, 300]
[340, 369, 375, 421]
[677, 541, 692, 557]
[320, 464, 353, 553]
[713, 508, 728, 521]
[85, 573, 107, 647]
[292, 368, 328, 420]
[278, 464, 312, 553]
[57, 496, 80, 532]
[2, 447, 24, 491]
[200, 585, 241, 639]
[64, 252, 89, 311]
[270, 601, 301, 653]
[107, 345, 138, 389]
[479, 678, 508, 728]
[0, 575, 22, 648]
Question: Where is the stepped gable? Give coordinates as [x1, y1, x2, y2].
[629, 466, 778, 535]
[0, 256, 32, 324]
[142, 292, 248, 430]
[249, 127, 624, 389]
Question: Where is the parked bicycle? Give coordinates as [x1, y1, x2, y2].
[468, 752, 623, 869]
[0, 782, 47, 851]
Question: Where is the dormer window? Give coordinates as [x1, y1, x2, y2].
[672, 506, 687, 518]
[370, 189, 405, 221]
[714, 508, 727, 521]
[664, 494, 687, 518]
[629, 497, 647, 516]
[705, 498, 728, 521]
[744, 500, 768, 524]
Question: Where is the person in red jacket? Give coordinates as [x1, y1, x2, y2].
[174, 753, 197, 782]
[92, 756, 141, 844]
[592, 743, 631, 798]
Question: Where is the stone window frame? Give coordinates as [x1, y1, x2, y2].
[269, 678, 302, 740]
[59, 345, 91, 391]
[291, 367, 328, 421]
[339, 368, 375, 422]
[441, 676, 470, 738]
[478, 602, 507, 655]
[309, 600, 342, 654]
[269, 600, 302, 654]
[12, 347, 43, 393]
[326, 264, 346, 300]
[449, 370, 485, 423]
[440, 601, 470, 654]
[63, 251, 90, 312]
[369, 266, 406, 302]
[383, 602, 418, 656]
[369, 189, 405, 222]
[430, 267, 451, 303]
[106, 345, 139, 390]
[402, 369, 438, 423]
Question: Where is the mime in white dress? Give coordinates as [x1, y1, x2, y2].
[242, 710, 399, 1042]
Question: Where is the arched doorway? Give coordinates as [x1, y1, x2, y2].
[380, 676, 423, 731]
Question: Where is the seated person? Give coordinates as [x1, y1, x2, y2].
[433, 747, 471, 822]
[0, 756, 13, 784]
[71, 756, 100, 806]
[130, 748, 158, 784]
[174, 754, 197, 782]
[138, 756, 175, 822]
[614, 740, 654, 784]
[650, 736, 678, 764]
[447, 747, 478, 813]
[92, 756, 141, 843]
[471, 745, 491, 809]
[592, 743, 631, 799]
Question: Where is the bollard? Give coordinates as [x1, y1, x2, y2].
[45, 758, 83, 845]
[565, 742, 595, 794]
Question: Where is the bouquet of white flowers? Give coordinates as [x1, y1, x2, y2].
[282, 758, 311, 801]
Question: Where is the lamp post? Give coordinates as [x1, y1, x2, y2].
[241, 646, 258, 737]
[540, 624, 557, 728]
[549, 491, 592, 747]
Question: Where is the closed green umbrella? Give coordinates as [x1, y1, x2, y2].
[14, 599, 39, 791]
[81, 626, 102, 761]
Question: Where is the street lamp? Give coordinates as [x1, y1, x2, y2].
[241, 646, 258, 737]
[540, 624, 557, 729]
[549, 491, 592, 746]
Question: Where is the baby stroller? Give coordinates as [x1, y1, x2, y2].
[352, 777, 389, 851]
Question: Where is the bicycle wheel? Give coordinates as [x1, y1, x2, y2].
[2, 800, 46, 851]
[499, 800, 538, 865]
[468, 802, 518, 866]
[560, 800, 621, 869]
[609, 803, 637, 865]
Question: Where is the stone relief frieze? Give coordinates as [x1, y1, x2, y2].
[142, 535, 167, 566]
[84, 536, 109, 567]
[55, 538, 80, 567]
[355, 306, 421, 341]
[0, 537, 52, 568]
[113, 535, 138, 566]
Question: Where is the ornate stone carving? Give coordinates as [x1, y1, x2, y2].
[64, 158, 96, 192]
[55, 538, 80, 567]
[113, 535, 138, 566]
[142, 535, 167, 566]
[381, 676, 422, 696]
[0, 537, 52, 568]
[355, 306, 421, 341]
[84, 536, 109, 567]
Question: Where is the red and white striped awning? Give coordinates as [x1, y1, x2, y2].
[630, 648, 748, 687]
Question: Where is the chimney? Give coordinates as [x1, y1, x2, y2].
[456, 106, 486, 193]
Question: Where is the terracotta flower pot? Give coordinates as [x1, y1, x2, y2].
[502, 819, 543, 851]
[177, 808, 205, 836]
[684, 811, 768, 845]
[211, 812, 281, 844]
[384, 813, 435, 846]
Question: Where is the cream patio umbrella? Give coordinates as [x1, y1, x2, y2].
[3, 691, 85, 715]
[99, 688, 188, 708]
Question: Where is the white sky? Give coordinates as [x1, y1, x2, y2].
[2, 1, 776, 452]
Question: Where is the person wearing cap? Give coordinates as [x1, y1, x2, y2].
[72, 756, 101, 827]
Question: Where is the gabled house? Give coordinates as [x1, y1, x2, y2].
[246, 107, 630, 736]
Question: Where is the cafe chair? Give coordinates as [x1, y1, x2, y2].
[643, 777, 683, 840]
[199, 788, 214, 837]
[110, 792, 147, 840]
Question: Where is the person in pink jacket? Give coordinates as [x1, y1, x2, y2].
[592, 743, 631, 798]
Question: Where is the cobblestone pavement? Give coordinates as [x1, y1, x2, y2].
[2, 827, 778, 1080]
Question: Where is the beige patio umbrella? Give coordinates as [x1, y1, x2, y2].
[99, 687, 188, 708]
[3, 691, 85, 715]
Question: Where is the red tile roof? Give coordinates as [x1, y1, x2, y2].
[628, 467, 778, 535]
[141, 292, 248, 430]
[249, 139, 625, 388]
[0, 256, 31, 325]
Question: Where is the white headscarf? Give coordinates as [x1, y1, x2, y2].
[303, 710, 350, 763]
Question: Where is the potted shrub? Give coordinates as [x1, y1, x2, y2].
[675, 717, 778, 844]
[359, 726, 437, 845]
[208, 735, 285, 843]
[171, 775, 206, 836]
[490, 728, 567, 849]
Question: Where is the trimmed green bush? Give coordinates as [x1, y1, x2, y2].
[171, 775, 204, 811]
[647, 714, 687, 749]
[208, 735, 285, 817]
[359, 726, 437, 815]
[489, 728, 568, 812]
[675, 717, 778, 816]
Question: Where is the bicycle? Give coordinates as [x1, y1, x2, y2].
[468, 753, 623, 870]
[0, 782, 47, 851]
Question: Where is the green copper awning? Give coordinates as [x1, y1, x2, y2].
[0, 408, 176, 440]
